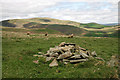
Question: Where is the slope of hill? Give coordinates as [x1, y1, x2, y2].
[102, 23, 118, 26]
[2, 29, 119, 78]
[80, 22, 111, 29]
[1, 17, 118, 37]
[0, 17, 80, 28]
[1, 18, 112, 29]
[0, 18, 87, 36]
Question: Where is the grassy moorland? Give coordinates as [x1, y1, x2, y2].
[1, 18, 119, 38]
[80, 23, 112, 29]
[2, 27, 119, 78]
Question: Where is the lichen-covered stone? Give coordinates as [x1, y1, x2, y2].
[80, 53, 89, 58]
[46, 57, 54, 62]
[91, 51, 97, 57]
[70, 59, 88, 63]
[57, 51, 72, 59]
[49, 59, 58, 67]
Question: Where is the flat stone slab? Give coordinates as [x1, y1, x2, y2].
[70, 55, 81, 59]
[49, 59, 58, 67]
[64, 43, 76, 47]
[46, 57, 54, 62]
[57, 51, 72, 59]
[91, 51, 97, 57]
[70, 59, 88, 63]
[80, 53, 89, 58]
[50, 53, 59, 57]
[38, 52, 44, 55]
[63, 59, 70, 62]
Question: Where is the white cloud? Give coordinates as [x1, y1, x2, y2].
[0, 0, 63, 20]
[67, 0, 119, 3]
[0, 0, 118, 24]
[37, 2, 118, 24]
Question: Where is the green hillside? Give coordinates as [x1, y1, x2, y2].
[1, 18, 87, 36]
[2, 30, 119, 78]
[0, 17, 80, 28]
[80, 23, 111, 29]
[2, 27, 62, 34]
[1, 17, 118, 37]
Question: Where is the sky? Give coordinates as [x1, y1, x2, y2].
[0, 0, 119, 24]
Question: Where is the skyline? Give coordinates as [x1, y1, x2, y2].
[0, 0, 119, 24]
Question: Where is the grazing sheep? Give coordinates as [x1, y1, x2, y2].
[27, 32, 30, 35]
[68, 34, 74, 38]
[45, 33, 48, 36]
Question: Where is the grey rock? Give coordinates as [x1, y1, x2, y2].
[59, 50, 65, 54]
[70, 59, 88, 63]
[79, 50, 86, 54]
[33, 54, 39, 57]
[46, 57, 54, 62]
[38, 55, 44, 57]
[49, 48, 60, 53]
[59, 42, 66, 47]
[80, 53, 89, 58]
[61, 46, 71, 52]
[64, 62, 68, 65]
[49, 58, 58, 67]
[44, 53, 50, 56]
[91, 51, 97, 57]
[50, 53, 59, 57]
[95, 57, 105, 61]
[38, 52, 44, 55]
[57, 51, 72, 59]
[79, 47, 86, 51]
[86, 51, 91, 56]
[64, 43, 76, 47]
[63, 59, 70, 62]
[70, 55, 81, 59]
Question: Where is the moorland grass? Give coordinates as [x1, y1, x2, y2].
[2, 30, 119, 78]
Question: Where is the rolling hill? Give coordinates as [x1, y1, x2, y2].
[102, 23, 118, 26]
[0, 18, 87, 36]
[80, 22, 111, 29]
[1, 17, 119, 37]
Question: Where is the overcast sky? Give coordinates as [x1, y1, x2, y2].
[0, 0, 119, 24]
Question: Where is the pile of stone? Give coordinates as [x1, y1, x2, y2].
[34, 42, 102, 67]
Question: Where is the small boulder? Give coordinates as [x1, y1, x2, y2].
[70, 59, 88, 63]
[50, 53, 59, 57]
[59, 42, 66, 47]
[46, 57, 54, 62]
[80, 53, 89, 58]
[70, 55, 81, 59]
[33, 60, 39, 64]
[49, 59, 58, 67]
[57, 51, 72, 59]
[64, 62, 68, 65]
[33, 55, 39, 57]
[91, 51, 97, 57]
[38, 52, 44, 55]
[63, 59, 70, 62]
[38, 55, 44, 57]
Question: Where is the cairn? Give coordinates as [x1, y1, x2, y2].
[33, 42, 103, 67]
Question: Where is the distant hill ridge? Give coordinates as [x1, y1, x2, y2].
[1, 17, 118, 37]
[0, 18, 87, 36]
[1, 17, 112, 28]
